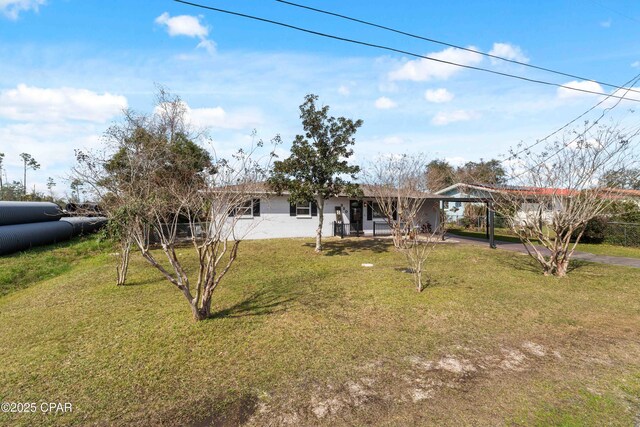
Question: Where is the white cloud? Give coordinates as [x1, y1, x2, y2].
[156, 12, 215, 54]
[488, 42, 529, 64]
[338, 85, 350, 96]
[431, 110, 479, 126]
[424, 88, 454, 103]
[374, 96, 397, 109]
[196, 39, 216, 55]
[0, 84, 127, 122]
[155, 12, 208, 38]
[445, 156, 467, 166]
[632, 61, 640, 68]
[599, 86, 640, 108]
[0, 0, 45, 20]
[600, 19, 612, 28]
[556, 80, 604, 99]
[180, 102, 264, 130]
[0, 121, 105, 194]
[382, 136, 403, 145]
[389, 46, 483, 82]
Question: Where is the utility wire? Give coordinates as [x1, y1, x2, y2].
[591, 0, 640, 25]
[174, 0, 640, 102]
[504, 71, 640, 163]
[276, 0, 640, 96]
[507, 76, 640, 181]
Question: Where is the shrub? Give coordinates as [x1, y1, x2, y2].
[574, 216, 608, 244]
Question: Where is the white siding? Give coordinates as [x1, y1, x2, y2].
[230, 195, 441, 240]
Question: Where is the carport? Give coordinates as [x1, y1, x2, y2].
[437, 196, 496, 249]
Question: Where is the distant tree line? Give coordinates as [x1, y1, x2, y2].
[0, 151, 61, 202]
[424, 158, 507, 192]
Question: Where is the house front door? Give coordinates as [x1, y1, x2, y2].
[349, 200, 363, 234]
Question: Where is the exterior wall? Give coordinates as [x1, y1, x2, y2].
[230, 195, 335, 240]
[439, 188, 488, 222]
[231, 195, 440, 240]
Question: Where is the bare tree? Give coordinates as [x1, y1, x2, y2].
[363, 153, 442, 291]
[363, 153, 435, 249]
[404, 230, 441, 292]
[493, 122, 639, 277]
[75, 88, 273, 319]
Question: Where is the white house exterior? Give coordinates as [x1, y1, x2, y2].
[230, 189, 443, 240]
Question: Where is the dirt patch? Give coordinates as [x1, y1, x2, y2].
[522, 341, 546, 357]
[244, 338, 640, 426]
[191, 394, 258, 427]
[499, 348, 528, 371]
[436, 356, 476, 374]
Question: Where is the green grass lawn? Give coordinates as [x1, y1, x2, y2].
[1, 237, 640, 426]
[448, 227, 640, 259]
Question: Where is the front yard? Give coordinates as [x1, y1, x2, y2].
[1, 237, 639, 426]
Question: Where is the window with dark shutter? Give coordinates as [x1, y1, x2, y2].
[290, 203, 296, 216]
[231, 199, 253, 218]
[253, 199, 260, 217]
[311, 201, 318, 216]
[366, 202, 372, 221]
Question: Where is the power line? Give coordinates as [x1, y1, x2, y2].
[505, 72, 640, 163]
[276, 0, 640, 97]
[591, 0, 640, 25]
[174, 0, 640, 102]
[507, 78, 640, 181]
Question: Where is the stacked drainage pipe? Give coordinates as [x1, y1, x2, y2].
[0, 201, 107, 256]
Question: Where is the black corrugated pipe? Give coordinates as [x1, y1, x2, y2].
[61, 217, 108, 235]
[0, 201, 62, 226]
[0, 216, 108, 256]
[0, 221, 74, 256]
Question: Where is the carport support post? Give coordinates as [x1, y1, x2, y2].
[440, 200, 446, 241]
[489, 202, 496, 249]
[485, 202, 490, 240]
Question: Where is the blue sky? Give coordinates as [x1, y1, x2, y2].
[1, 0, 640, 195]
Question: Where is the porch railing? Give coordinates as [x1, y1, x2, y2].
[373, 221, 393, 236]
[332, 222, 363, 238]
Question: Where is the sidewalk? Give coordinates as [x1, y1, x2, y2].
[448, 235, 640, 269]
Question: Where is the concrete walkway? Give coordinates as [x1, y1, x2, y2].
[448, 234, 640, 269]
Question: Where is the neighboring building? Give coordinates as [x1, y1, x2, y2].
[435, 182, 569, 224]
[605, 188, 640, 206]
[435, 182, 640, 225]
[230, 184, 443, 240]
[435, 183, 495, 222]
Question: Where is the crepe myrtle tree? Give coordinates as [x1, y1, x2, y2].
[268, 94, 363, 252]
[75, 87, 273, 319]
[493, 122, 639, 277]
[363, 153, 434, 249]
[363, 153, 442, 290]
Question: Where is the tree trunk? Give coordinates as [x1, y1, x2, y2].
[192, 293, 212, 321]
[315, 198, 324, 253]
[116, 239, 132, 286]
[555, 259, 569, 277]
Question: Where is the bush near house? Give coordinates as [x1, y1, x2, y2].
[573, 216, 608, 244]
[461, 204, 486, 229]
